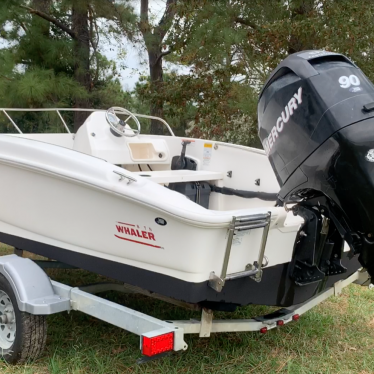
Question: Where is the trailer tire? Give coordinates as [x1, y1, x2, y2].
[0, 274, 47, 364]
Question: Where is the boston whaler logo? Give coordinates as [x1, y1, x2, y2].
[115, 222, 163, 249]
[263, 86, 303, 154]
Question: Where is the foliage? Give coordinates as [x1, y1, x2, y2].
[0, 0, 135, 132]
[151, 0, 374, 146]
[2, 0, 374, 144]
[138, 0, 178, 134]
[133, 73, 197, 136]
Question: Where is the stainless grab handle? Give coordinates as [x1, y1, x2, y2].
[113, 171, 137, 184]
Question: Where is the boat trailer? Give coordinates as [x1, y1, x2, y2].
[0, 253, 371, 363]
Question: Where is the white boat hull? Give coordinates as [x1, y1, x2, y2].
[0, 110, 362, 309]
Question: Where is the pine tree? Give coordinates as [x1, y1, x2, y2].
[0, 0, 136, 132]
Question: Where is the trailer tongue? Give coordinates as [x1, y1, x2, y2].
[258, 50, 374, 284]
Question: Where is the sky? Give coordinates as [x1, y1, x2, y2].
[103, 38, 145, 91]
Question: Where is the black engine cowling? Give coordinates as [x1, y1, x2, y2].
[258, 50, 374, 282]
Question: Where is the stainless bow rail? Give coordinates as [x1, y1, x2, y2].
[0, 108, 175, 136]
[209, 212, 271, 292]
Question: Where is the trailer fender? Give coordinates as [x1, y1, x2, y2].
[0, 255, 70, 315]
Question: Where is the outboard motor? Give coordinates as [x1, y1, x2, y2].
[258, 50, 374, 284]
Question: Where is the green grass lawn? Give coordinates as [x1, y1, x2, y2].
[0, 243, 373, 374]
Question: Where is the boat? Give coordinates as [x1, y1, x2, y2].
[0, 50, 372, 314]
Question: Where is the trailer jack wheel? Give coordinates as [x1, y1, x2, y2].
[0, 274, 47, 364]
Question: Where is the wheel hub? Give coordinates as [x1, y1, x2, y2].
[0, 290, 16, 349]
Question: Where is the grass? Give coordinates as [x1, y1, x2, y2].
[0, 243, 373, 374]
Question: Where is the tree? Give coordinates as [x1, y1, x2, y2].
[71, 0, 91, 128]
[133, 72, 197, 136]
[0, 0, 136, 132]
[0, 0, 87, 129]
[146, 0, 374, 146]
[139, 0, 177, 134]
[3, 0, 374, 145]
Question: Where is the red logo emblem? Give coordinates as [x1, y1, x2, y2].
[114, 222, 163, 249]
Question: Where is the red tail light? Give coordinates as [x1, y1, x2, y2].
[292, 314, 300, 321]
[260, 327, 268, 334]
[142, 332, 174, 357]
[277, 320, 284, 326]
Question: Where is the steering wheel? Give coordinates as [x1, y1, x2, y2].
[105, 107, 141, 137]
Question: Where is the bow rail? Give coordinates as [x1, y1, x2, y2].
[0, 108, 175, 136]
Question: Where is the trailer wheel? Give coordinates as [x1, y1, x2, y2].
[0, 274, 47, 364]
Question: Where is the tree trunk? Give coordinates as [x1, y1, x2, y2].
[140, 0, 176, 135]
[148, 50, 164, 134]
[72, 1, 91, 132]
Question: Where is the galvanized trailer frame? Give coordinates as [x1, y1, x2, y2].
[0, 254, 370, 361]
